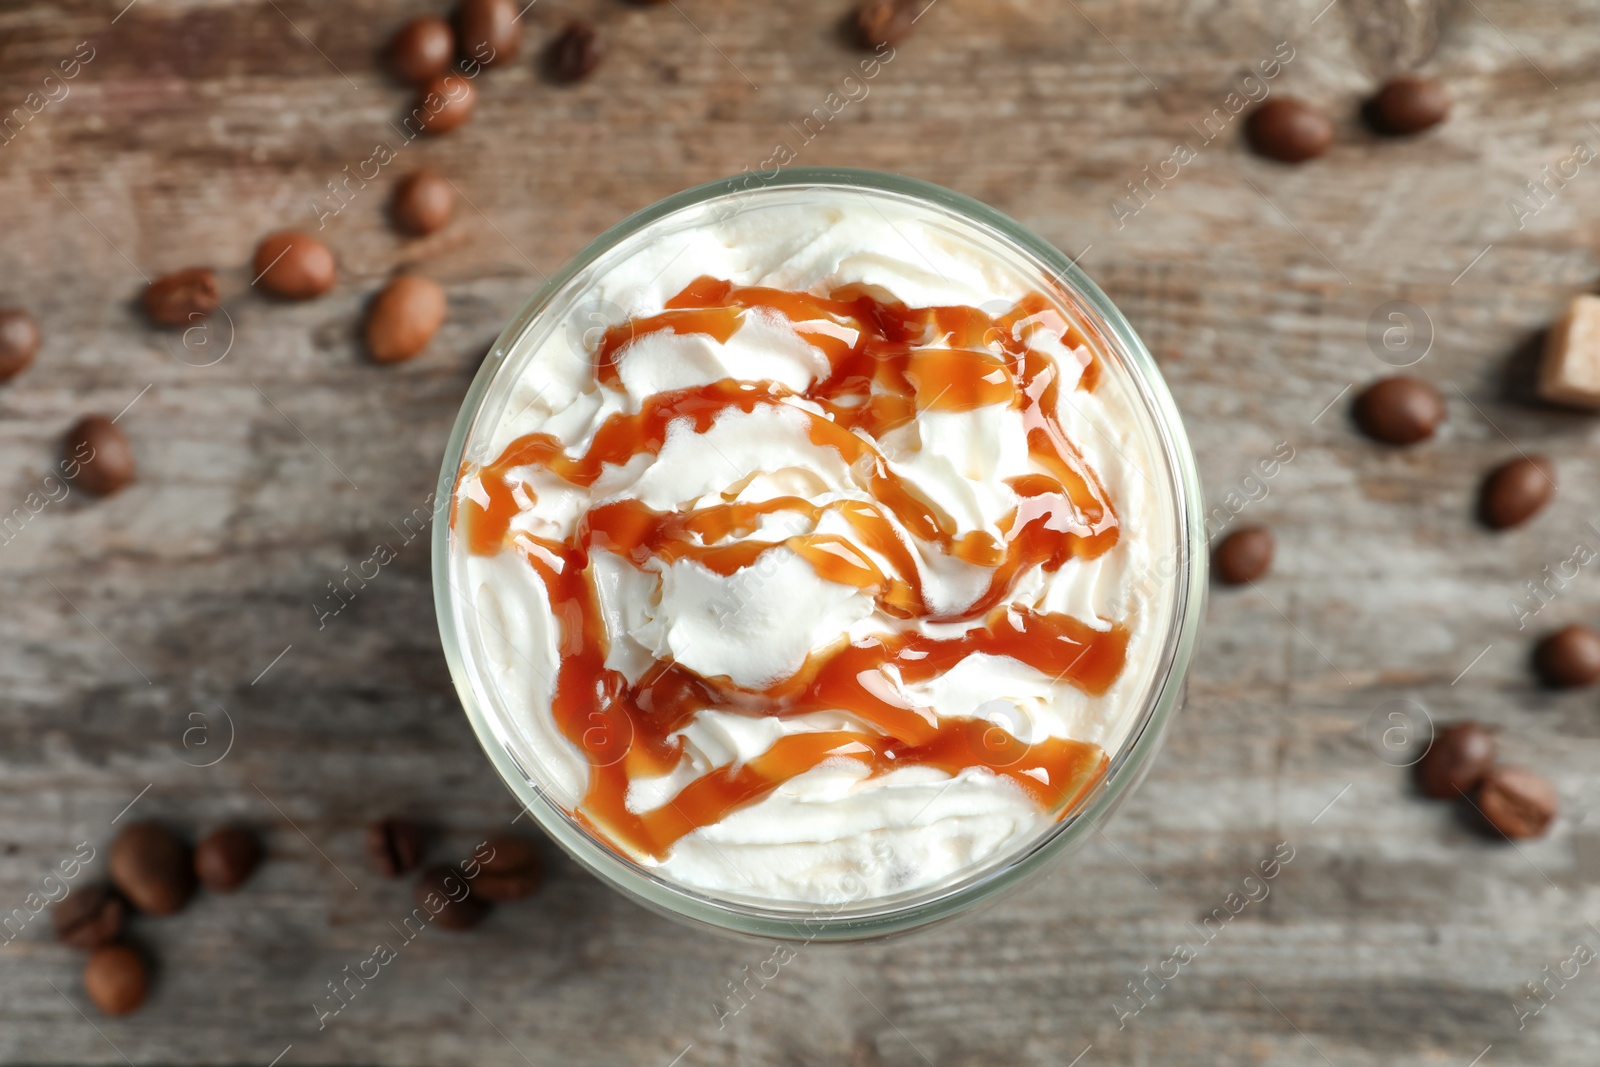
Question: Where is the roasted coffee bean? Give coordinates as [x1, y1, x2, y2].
[142, 268, 219, 326]
[473, 835, 544, 901]
[1245, 98, 1333, 163]
[366, 817, 425, 878]
[1368, 75, 1451, 136]
[366, 275, 447, 364]
[391, 170, 454, 236]
[546, 21, 602, 83]
[53, 884, 125, 950]
[253, 231, 336, 299]
[456, 0, 519, 67]
[856, 0, 917, 48]
[64, 415, 136, 497]
[194, 826, 262, 893]
[84, 944, 148, 1016]
[414, 74, 477, 135]
[414, 864, 490, 930]
[1213, 526, 1274, 585]
[1477, 765, 1558, 840]
[389, 16, 455, 84]
[1352, 375, 1445, 445]
[1414, 721, 1495, 799]
[109, 822, 195, 915]
[1480, 455, 1554, 530]
[1535, 624, 1600, 687]
[0, 308, 40, 381]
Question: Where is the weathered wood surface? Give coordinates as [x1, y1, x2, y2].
[4, 0, 1600, 1063]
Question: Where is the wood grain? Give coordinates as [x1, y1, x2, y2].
[3, 0, 1600, 1064]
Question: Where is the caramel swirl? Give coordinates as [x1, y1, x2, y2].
[456, 277, 1127, 859]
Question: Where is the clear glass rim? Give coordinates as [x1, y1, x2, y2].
[431, 167, 1209, 942]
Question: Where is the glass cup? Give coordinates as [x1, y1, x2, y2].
[433, 168, 1206, 941]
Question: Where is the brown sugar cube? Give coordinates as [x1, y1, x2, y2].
[1539, 294, 1600, 408]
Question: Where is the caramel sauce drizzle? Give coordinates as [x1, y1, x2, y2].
[457, 276, 1128, 860]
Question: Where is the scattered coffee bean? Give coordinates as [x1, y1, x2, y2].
[53, 884, 126, 950]
[83, 944, 148, 1016]
[414, 74, 477, 135]
[367, 275, 447, 364]
[391, 170, 455, 236]
[473, 835, 544, 901]
[389, 16, 455, 84]
[456, 0, 520, 67]
[366, 817, 425, 878]
[142, 268, 219, 327]
[1368, 75, 1451, 136]
[1352, 375, 1445, 445]
[546, 21, 602, 84]
[0, 308, 40, 381]
[1414, 721, 1495, 799]
[64, 415, 136, 497]
[1245, 98, 1333, 163]
[109, 823, 195, 916]
[253, 231, 336, 300]
[1477, 765, 1557, 840]
[856, 0, 917, 49]
[1479, 455, 1554, 530]
[194, 826, 263, 893]
[1536, 623, 1600, 687]
[414, 864, 490, 930]
[1213, 526, 1274, 585]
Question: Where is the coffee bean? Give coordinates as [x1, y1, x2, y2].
[53, 884, 126, 950]
[1480, 455, 1554, 530]
[366, 818, 425, 878]
[473, 835, 544, 901]
[856, 0, 917, 48]
[1368, 75, 1451, 136]
[1477, 765, 1557, 840]
[0, 308, 40, 381]
[194, 826, 262, 893]
[84, 944, 148, 1016]
[1414, 721, 1495, 799]
[142, 268, 219, 327]
[456, 0, 520, 67]
[1352, 375, 1445, 445]
[546, 21, 602, 84]
[414, 74, 477, 135]
[64, 415, 136, 497]
[1213, 526, 1274, 585]
[414, 864, 490, 930]
[367, 275, 447, 364]
[391, 170, 454, 236]
[1245, 98, 1333, 163]
[1534, 624, 1600, 687]
[109, 823, 195, 915]
[388, 16, 455, 84]
[253, 231, 336, 300]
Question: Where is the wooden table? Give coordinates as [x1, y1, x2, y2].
[3, 0, 1599, 1062]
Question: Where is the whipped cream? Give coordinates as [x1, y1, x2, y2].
[454, 186, 1178, 905]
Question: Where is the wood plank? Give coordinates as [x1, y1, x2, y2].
[3, 0, 1600, 1063]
